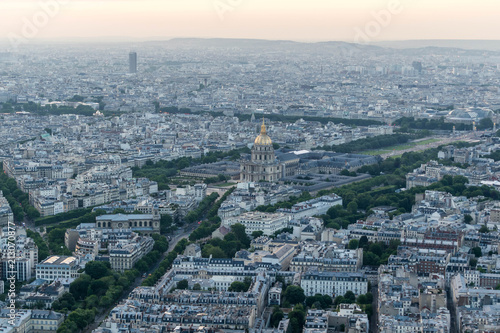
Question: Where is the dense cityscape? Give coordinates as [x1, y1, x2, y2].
[1, 32, 500, 333]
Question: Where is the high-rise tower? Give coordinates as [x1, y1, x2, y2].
[129, 52, 137, 74]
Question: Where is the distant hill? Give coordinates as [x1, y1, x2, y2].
[2, 37, 500, 55]
[146, 38, 500, 56]
[373, 39, 500, 51]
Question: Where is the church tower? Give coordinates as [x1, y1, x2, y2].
[240, 119, 281, 182]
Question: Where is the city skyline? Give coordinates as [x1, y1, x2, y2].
[1, 0, 500, 43]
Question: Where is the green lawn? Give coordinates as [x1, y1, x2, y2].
[363, 138, 441, 155]
[215, 182, 238, 187]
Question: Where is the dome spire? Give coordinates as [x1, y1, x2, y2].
[254, 117, 272, 146]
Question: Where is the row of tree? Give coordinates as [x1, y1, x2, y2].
[189, 187, 236, 241]
[0, 163, 40, 221]
[141, 238, 190, 287]
[184, 192, 220, 224]
[26, 229, 50, 262]
[34, 207, 94, 226]
[394, 116, 494, 132]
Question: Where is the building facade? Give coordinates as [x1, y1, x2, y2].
[300, 271, 368, 297]
[35, 256, 80, 281]
[95, 213, 160, 235]
[109, 236, 154, 272]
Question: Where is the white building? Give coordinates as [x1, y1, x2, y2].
[35, 256, 80, 281]
[225, 211, 290, 236]
[300, 271, 368, 297]
[277, 194, 343, 220]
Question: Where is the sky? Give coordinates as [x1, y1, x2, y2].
[1, 0, 499, 43]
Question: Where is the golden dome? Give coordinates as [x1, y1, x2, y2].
[254, 119, 273, 146]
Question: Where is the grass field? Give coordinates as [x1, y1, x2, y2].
[215, 182, 237, 187]
[363, 138, 441, 155]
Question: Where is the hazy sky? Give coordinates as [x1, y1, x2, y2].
[1, 0, 499, 42]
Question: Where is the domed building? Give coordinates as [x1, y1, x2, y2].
[240, 120, 281, 182]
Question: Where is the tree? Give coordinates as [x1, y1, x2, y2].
[230, 223, 251, 248]
[228, 281, 248, 292]
[99, 295, 113, 308]
[57, 320, 78, 333]
[177, 279, 189, 290]
[270, 306, 284, 327]
[160, 214, 173, 234]
[359, 236, 369, 248]
[348, 239, 359, 250]
[202, 245, 226, 258]
[251, 230, 264, 238]
[357, 294, 368, 305]
[284, 285, 305, 305]
[363, 252, 380, 266]
[288, 304, 306, 333]
[58, 292, 76, 309]
[84, 295, 99, 309]
[193, 283, 201, 290]
[368, 243, 383, 257]
[340, 169, 351, 176]
[347, 201, 358, 214]
[305, 294, 332, 309]
[471, 247, 482, 258]
[479, 225, 489, 233]
[89, 279, 109, 296]
[69, 274, 92, 300]
[67, 308, 95, 329]
[470, 258, 478, 268]
[344, 291, 356, 304]
[84, 261, 110, 280]
[333, 296, 345, 306]
[478, 117, 494, 130]
[464, 214, 473, 224]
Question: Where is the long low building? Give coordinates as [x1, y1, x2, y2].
[300, 271, 368, 297]
[224, 211, 291, 236]
[290, 249, 363, 273]
[95, 213, 160, 235]
[276, 194, 343, 220]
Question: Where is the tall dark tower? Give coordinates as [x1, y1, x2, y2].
[129, 52, 137, 74]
